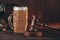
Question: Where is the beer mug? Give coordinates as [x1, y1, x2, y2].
[13, 6, 28, 33]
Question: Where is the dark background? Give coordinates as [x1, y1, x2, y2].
[1, 0, 60, 23]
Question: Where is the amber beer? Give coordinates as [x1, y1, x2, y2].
[13, 7, 28, 33]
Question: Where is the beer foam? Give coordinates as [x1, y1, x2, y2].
[13, 6, 28, 11]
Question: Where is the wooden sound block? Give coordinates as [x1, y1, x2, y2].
[24, 32, 42, 37]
